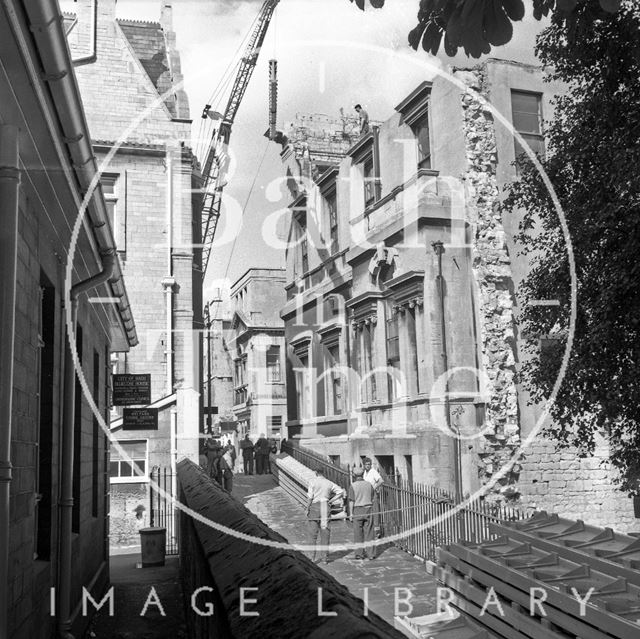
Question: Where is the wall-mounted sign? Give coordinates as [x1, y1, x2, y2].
[112, 374, 151, 406]
[122, 407, 158, 431]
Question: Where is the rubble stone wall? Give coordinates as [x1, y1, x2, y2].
[457, 67, 521, 499]
[459, 62, 639, 531]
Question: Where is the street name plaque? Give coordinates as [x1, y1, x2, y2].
[112, 374, 151, 406]
[122, 407, 158, 430]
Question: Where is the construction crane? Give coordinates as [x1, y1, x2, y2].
[199, 0, 280, 278]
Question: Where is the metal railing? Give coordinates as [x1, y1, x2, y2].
[280, 441, 524, 562]
[149, 466, 179, 555]
[280, 440, 350, 489]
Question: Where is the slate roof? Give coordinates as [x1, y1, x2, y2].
[117, 19, 177, 117]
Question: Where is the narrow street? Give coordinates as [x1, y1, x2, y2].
[87, 554, 187, 639]
[233, 473, 438, 626]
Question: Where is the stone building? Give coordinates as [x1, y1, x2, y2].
[203, 287, 235, 436]
[0, 2, 137, 637]
[229, 269, 288, 440]
[63, 0, 203, 539]
[278, 60, 638, 531]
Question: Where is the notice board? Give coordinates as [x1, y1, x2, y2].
[122, 407, 158, 430]
[112, 374, 151, 406]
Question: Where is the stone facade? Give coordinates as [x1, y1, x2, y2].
[204, 289, 235, 436]
[229, 269, 288, 441]
[65, 1, 203, 518]
[277, 60, 639, 532]
[1, 3, 137, 637]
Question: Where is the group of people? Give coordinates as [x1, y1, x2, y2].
[306, 457, 383, 564]
[200, 438, 236, 492]
[199, 434, 280, 491]
[239, 433, 278, 475]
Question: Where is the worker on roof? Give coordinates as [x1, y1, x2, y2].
[354, 104, 370, 135]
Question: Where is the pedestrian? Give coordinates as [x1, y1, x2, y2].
[266, 438, 278, 473]
[306, 468, 335, 564]
[240, 434, 254, 474]
[205, 438, 217, 468]
[199, 447, 209, 473]
[226, 442, 237, 469]
[209, 445, 221, 485]
[354, 103, 370, 135]
[222, 446, 234, 492]
[363, 457, 383, 537]
[348, 466, 375, 560]
[254, 433, 270, 474]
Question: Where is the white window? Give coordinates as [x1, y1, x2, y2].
[110, 440, 148, 483]
[101, 173, 126, 255]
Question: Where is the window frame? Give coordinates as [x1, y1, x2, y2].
[101, 173, 126, 256]
[266, 345, 281, 383]
[511, 90, 545, 170]
[109, 439, 149, 484]
[324, 187, 339, 256]
[411, 112, 431, 170]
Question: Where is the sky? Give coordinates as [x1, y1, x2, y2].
[112, 0, 544, 300]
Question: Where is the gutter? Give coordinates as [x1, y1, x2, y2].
[22, 0, 138, 348]
[0, 125, 20, 639]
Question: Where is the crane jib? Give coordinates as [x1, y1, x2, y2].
[199, 0, 280, 278]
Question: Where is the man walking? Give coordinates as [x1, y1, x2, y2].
[348, 466, 375, 560]
[240, 434, 254, 475]
[306, 468, 335, 564]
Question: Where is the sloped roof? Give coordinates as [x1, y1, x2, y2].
[117, 19, 177, 117]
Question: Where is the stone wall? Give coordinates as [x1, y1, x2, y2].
[284, 113, 362, 175]
[459, 61, 639, 531]
[9, 181, 111, 639]
[68, 0, 202, 462]
[109, 483, 149, 546]
[518, 436, 639, 533]
[457, 66, 521, 500]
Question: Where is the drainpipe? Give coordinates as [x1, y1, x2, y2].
[0, 124, 20, 639]
[58, 251, 117, 639]
[162, 150, 175, 395]
[432, 241, 463, 504]
[72, 0, 97, 66]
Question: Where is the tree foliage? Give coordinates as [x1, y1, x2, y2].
[502, 0, 640, 492]
[349, 0, 622, 58]
[348, 0, 640, 491]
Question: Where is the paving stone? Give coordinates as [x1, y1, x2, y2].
[234, 474, 438, 628]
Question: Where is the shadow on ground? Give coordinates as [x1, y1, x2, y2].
[85, 554, 186, 639]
